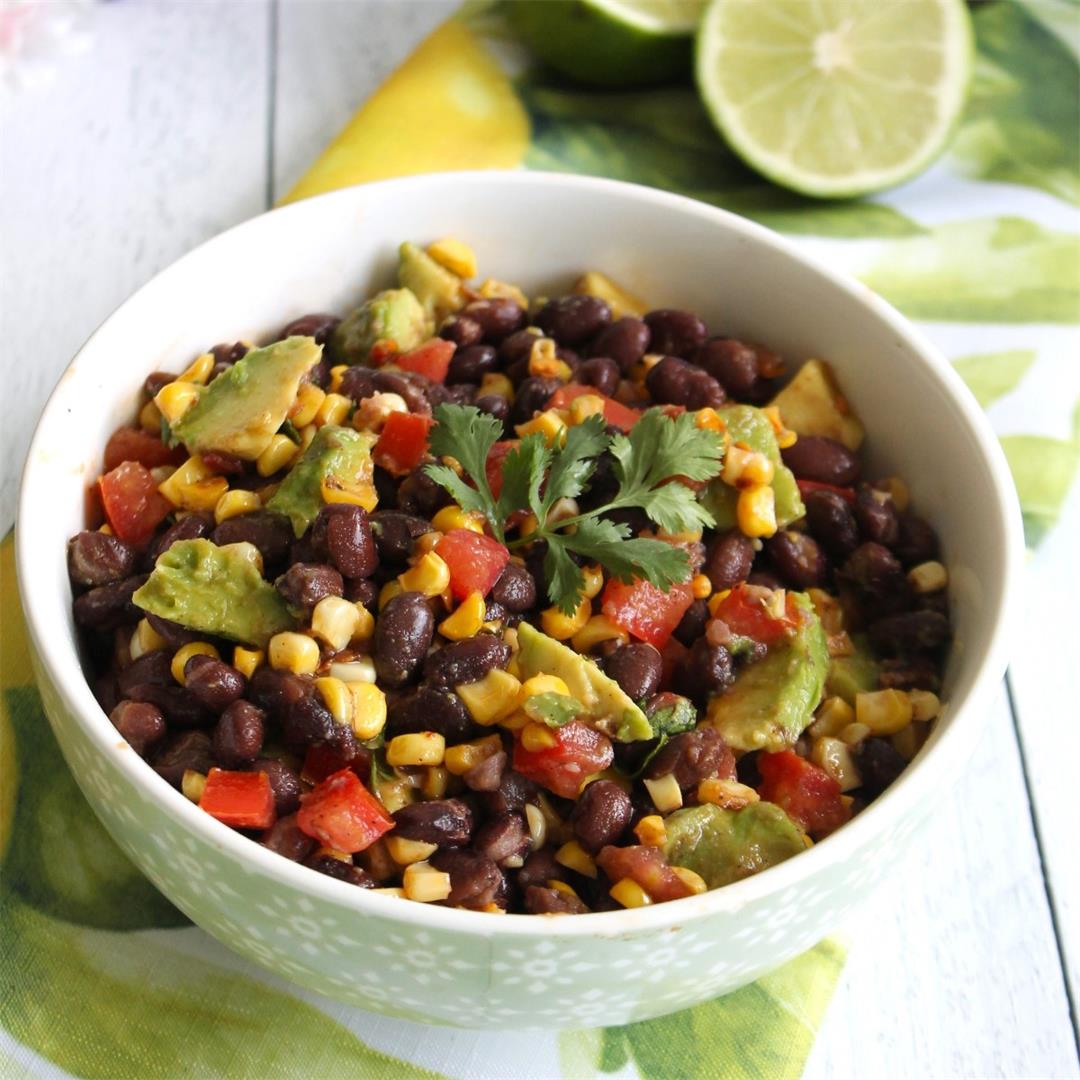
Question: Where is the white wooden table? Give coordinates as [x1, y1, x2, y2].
[2, 3, 1078, 1077]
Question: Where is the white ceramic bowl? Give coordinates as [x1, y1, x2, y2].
[17, 172, 1023, 1029]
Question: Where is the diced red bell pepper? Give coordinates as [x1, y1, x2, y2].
[436, 528, 510, 600]
[98, 460, 173, 545]
[512, 721, 614, 799]
[373, 411, 433, 476]
[485, 440, 517, 500]
[296, 768, 394, 853]
[757, 750, 851, 838]
[200, 768, 276, 830]
[796, 479, 856, 504]
[709, 583, 800, 648]
[103, 427, 186, 472]
[547, 384, 641, 433]
[395, 339, 456, 384]
[301, 743, 370, 786]
[601, 578, 694, 649]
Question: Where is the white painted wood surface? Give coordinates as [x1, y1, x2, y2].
[1, 2, 1077, 1076]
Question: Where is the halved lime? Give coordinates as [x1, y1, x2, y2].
[511, 0, 709, 88]
[696, 0, 973, 198]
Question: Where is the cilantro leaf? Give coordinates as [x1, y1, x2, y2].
[543, 535, 587, 616]
[610, 408, 725, 491]
[425, 404, 504, 537]
[634, 480, 716, 535]
[540, 414, 609, 517]
[648, 695, 698, 738]
[523, 691, 583, 728]
[423, 464, 491, 521]
[496, 433, 550, 524]
[562, 516, 691, 589]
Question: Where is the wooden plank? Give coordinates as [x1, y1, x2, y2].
[806, 680, 1079, 1079]
[0, 0, 271, 534]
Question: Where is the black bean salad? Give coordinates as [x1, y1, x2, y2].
[68, 239, 950, 914]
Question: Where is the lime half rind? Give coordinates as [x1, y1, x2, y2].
[695, 0, 974, 199]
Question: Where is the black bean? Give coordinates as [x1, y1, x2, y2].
[396, 468, 451, 518]
[117, 650, 172, 696]
[247, 668, 311, 723]
[804, 490, 860, 560]
[73, 574, 147, 631]
[603, 643, 662, 702]
[210, 342, 249, 365]
[524, 884, 588, 915]
[212, 700, 265, 766]
[149, 513, 213, 563]
[578, 356, 620, 397]
[703, 530, 754, 591]
[645, 728, 735, 792]
[781, 436, 860, 487]
[491, 562, 537, 614]
[473, 812, 530, 867]
[766, 530, 828, 589]
[440, 314, 484, 348]
[673, 598, 709, 648]
[429, 848, 504, 909]
[124, 682, 212, 728]
[310, 504, 378, 579]
[475, 394, 510, 427]
[212, 512, 293, 575]
[201, 450, 245, 476]
[423, 635, 510, 689]
[856, 738, 907, 798]
[144, 371, 176, 398]
[261, 814, 316, 862]
[693, 338, 761, 398]
[378, 369, 436, 414]
[879, 657, 941, 692]
[646, 355, 725, 410]
[854, 487, 899, 546]
[337, 366, 377, 405]
[463, 750, 507, 793]
[482, 769, 539, 817]
[498, 328, 542, 368]
[644, 309, 706, 357]
[275, 563, 344, 613]
[185, 657, 246, 714]
[110, 700, 166, 757]
[844, 542, 906, 600]
[280, 312, 339, 345]
[589, 317, 650, 373]
[517, 847, 560, 891]
[252, 757, 303, 816]
[374, 591, 435, 687]
[68, 531, 136, 588]
[386, 687, 476, 743]
[868, 611, 951, 656]
[392, 799, 473, 846]
[94, 672, 120, 715]
[510, 377, 561, 425]
[464, 298, 526, 342]
[536, 295, 611, 346]
[345, 577, 378, 608]
[894, 513, 940, 566]
[281, 693, 335, 748]
[305, 854, 375, 886]
[152, 730, 214, 787]
[675, 640, 735, 706]
[370, 511, 431, 565]
[446, 344, 497, 385]
[571, 780, 632, 854]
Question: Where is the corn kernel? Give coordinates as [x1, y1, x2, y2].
[547, 879, 582, 902]
[518, 674, 570, 703]
[426, 237, 477, 279]
[634, 815, 667, 846]
[256, 434, 299, 477]
[856, 689, 914, 735]
[268, 632, 320, 676]
[171, 641, 220, 684]
[213, 488, 260, 524]
[386, 836, 438, 865]
[809, 696, 855, 740]
[571, 614, 629, 654]
[158, 455, 214, 507]
[697, 777, 759, 810]
[329, 364, 348, 394]
[519, 722, 557, 753]
[154, 380, 202, 424]
[330, 657, 376, 683]
[376, 778, 414, 813]
[908, 560, 948, 594]
[353, 391, 408, 433]
[737, 484, 777, 539]
[479, 372, 514, 402]
[525, 803, 547, 850]
[431, 505, 482, 534]
[139, 399, 163, 433]
[811, 736, 862, 792]
[568, 394, 606, 425]
[762, 405, 797, 449]
[444, 733, 502, 776]
[541, 597, 591, 641]
[348, 603, 374, 644]
[610, 878, 652, 909]
[694, 407, 725, 434]
[455, 668, 522, 726]
[478, 278, 528, 307]
[691, 573, 712, 600]
[129, 617, 167, 661]
[372, 887, 405, 899]
[672, 866, 708, 895]
[439, 592, 486, 641]
[289, 382, 326, 427]
[379, 580, 403, 609]
[402, 861, 452, 902]
[555, 840, 597, 879]
[421, 765, 449, 799]
[630, 353, 663, 384]
[311, 595, 362, 652]
[515, 409, 567, 447]
[908, 689, 941, 722]
[879, 476, 910, 511]
[233, 646, 265, 679]
[571, 270, 647, 319]
[320, 473, 378, 511]
[644, 772, 683, 813]
[316, 392, 351, 427]
[840, 721, 872, 746]
[387, 732, 445, 768]
[398, 551, 451, 597]
[98, 523, 114, 535]
[723, 445, 775, 488]
[349, 682, 387, 741]
[808, 588, 845, 635]
[707, 588, 732, 617]
[313, 846, 352, 863]
[182, 769, 206, 803]
[314, 676, 353, 726]
[891, 722, 927, 761]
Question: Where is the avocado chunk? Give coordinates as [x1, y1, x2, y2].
[826, 635, 879, 705]
[167, 336, 320, 461]
[331, 287, 429, 366]
[515, 621, 651, 742]
[398, 241, 466, 323]
[705, 593, 828, 752]
[700, 404, 804, 531]
[663, 802, 806, 889]
[132, 539, 296, 647]
[770, 359, 864, 451]
[266, 425, 377, 537]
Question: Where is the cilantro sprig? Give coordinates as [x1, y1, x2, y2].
[424, 404, 725, 613]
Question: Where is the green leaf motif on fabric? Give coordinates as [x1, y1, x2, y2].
[952, 349, 1037, 408]
[951, 0, 1080, 204]
[558, 939, 845, 1080]
[0, 899, 444, 1080]
[1001, 424, 1080, 546]
[860, 217, 1080, 323]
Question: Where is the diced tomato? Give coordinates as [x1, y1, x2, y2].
[596, 844, 695, 902]
[98, 461, 173, 545]
[709, 583, 800, 647]
[512, 721, 614, 799]
[103, 427, 186, 471]
[395, 339, 456, 384]
[296, 768, 394, 854]
[796, 479, 856, 504]
[300, 744, 370, 786]
[435, 528, 510, 600]
[372, 411, 433, 476]
[369, 340, 399, 366]
[601, 578, 694, 649]
[547, 384, 641, 432]
[200, 768, 276, 830]
[485, 440, 517, 499]
[757, 750, 851, 838]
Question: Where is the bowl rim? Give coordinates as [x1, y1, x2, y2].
[16, 170, 1024, 939]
